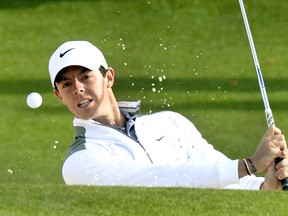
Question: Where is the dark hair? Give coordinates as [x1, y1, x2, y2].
[98, 65, 108, 77]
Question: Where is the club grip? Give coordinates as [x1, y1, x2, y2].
[275, 157, 288, 190]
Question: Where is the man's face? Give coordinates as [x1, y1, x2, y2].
[54, 66, 114, 120]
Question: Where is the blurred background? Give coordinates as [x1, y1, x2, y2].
[1, 0, 288, 184]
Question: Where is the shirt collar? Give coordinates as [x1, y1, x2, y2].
[118, 100, 141, 119]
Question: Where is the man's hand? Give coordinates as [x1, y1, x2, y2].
[250, 127, 287, 173]
[261, 158, 288, 190]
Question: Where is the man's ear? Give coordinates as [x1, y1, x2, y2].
[53, 89, 63, 102]
[106, 67, 115, 88]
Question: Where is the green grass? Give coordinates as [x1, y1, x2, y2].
[1, 0, 288, 214]
[0, 184, 287, 216]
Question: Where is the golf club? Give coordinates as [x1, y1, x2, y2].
[239, 0, 288, 190]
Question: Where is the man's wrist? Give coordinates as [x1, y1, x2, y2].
[260, 182, 266, 190]
[246, 158, 257, 174]
[243, 158, 257, 175]
[239, 159, 250, 178]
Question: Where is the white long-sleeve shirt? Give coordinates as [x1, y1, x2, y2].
[62, 102, 264, 189]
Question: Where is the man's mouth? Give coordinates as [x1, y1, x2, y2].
[78, 99, 92, 108]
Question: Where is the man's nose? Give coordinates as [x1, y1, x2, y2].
[73, 79, 85, 94]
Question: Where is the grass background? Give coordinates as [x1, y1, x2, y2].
[0, 0, 288, 215]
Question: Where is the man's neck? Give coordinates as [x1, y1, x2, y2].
[92, 106, 126, 129]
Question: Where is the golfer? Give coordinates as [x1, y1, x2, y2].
[48, 41, 288, 190]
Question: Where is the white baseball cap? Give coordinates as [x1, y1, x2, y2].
[48, 41, 108, 87]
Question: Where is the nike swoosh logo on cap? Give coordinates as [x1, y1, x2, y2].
[60, 48, 75, 58]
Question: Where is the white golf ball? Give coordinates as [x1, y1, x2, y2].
[26, 92, 42, 109]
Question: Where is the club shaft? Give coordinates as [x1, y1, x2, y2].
[239, 0, 274, 127]
[239, 0, 288, 190]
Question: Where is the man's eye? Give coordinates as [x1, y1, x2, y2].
[83, 75, 91, 80]
[62, 82, 70, 88]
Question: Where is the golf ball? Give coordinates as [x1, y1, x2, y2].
[26, 92, 42, 109]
